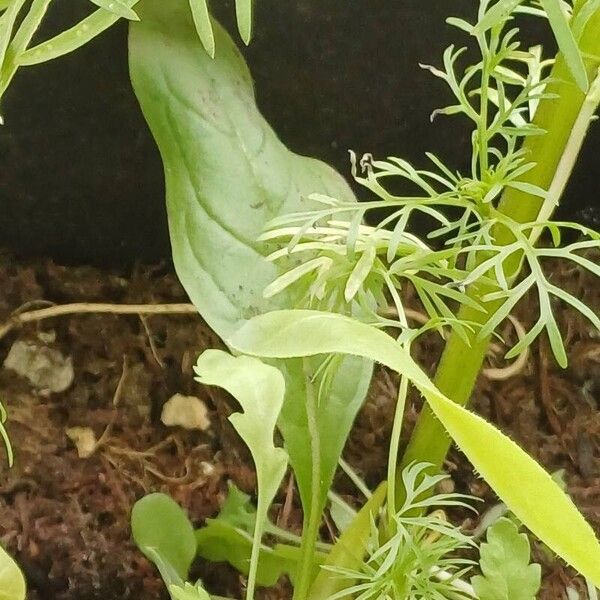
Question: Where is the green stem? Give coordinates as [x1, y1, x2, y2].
[400, 9, 600, 476]
[386, 373, 409, 528]
[293, 360, 323, 600]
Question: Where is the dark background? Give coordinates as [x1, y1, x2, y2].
[0, 0, 596, 266]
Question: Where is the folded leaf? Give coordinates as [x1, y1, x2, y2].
[228, 309, 600, 587]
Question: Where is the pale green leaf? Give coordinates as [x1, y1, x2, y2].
[0, 0, 52, 99]
[18, 0, 141, 66]
[228, 309, 600, 587]
[129, 0, 356, 340]
[472, 518, 541, 600]
[278, 356, 372, 531]
[235, 0, 252, 45]
[0, 545, 26, 600]
[194, 350, 288, 599]
[540, 0, 588, 91]
[131, 493, 196, 585]
[0, 0, 27, 72]
[188, 0, 215, 58]
[168, 583, 211, 600]
[89, 0, 139, 20]
[473, 0, 524, 33]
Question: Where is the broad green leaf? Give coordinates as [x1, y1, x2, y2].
[188, 0, 215, 58]
[278, 356, 372, 527]
[194, 350, 288, 599]
[18, 0, 141, 66]
[131, 493, 197, 585]
[128, 0, 356, 340]
[235, 0, 252, 45]
[228, 309, 600, 587]
[540, 0, 588, 91]
[0, 545, 25, 600]
[90, 0, 139, 20]
[472, 518, 541, 600]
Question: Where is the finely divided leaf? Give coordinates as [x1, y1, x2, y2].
[18, 0, 141, 65]
[235, 0, 252, 45]
[472, 518, 541, 600]
[540, 0, 588, 91]
[194, 350, 288, 599]
[0, 545, 26, 600]
[228, 309, 600, 587]
[90, 0, 139, 20]
[188, 0, 215, 58]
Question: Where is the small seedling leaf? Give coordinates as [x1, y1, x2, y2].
[194, 350, 288, 599]
[89, 0, 139, 20]
[472, 518, 541, 600]
[0, 545, 26, 600]
[235, 0, 252, 45]
[188, 0, 215, 58]
[131, 493, 197, 586]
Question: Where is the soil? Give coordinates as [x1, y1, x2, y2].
[0, 251, 598, 600]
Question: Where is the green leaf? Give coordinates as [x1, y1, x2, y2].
[539, 0, 588, 91]
[188, 0, 215, 58]
[473, 0, 524, 33]
[195, 482, 324, 586]
[168, 583, 211, 600]
[18, 0, 141, 66]
[89, 0, 139, 20]
[278, 356, 372, 532]
[129, 0, 356, 340]
[235, 0, 252, 45]
[228, 309, 600, 587]
[194, 350, 288, 599]
[0, 545, 25, 600]
[196, 520, 320, 586]
[131, 493, 197, 586]
[472, 518, 541, 600]
[0, 0, 27, 72]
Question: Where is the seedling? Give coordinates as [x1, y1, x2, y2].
[0, 0, 599, 599]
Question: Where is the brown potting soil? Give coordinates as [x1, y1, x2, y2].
[0, 251, 598, 600]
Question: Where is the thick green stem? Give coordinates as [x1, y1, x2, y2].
[400, 10, 600, 475]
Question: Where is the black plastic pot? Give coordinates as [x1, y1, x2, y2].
[0, 0, 596, 266]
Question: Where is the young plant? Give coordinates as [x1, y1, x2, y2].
[193, 0, 600, 597]
[1, 0, 599, 599]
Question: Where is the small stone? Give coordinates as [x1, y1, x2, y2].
[3, 341, 74, 393]
[66, 427, 97, 458]
[161, 394, 210, 431]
